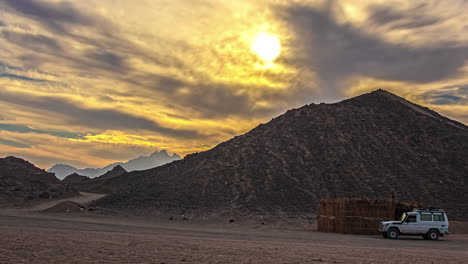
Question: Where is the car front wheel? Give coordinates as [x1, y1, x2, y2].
[427, 230, 439, 241]
[387, 228, 399, 239]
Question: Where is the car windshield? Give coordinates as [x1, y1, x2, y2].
[400, 213, 407, 222]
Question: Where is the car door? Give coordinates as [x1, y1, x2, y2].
[400, 214, 418, 234]
[419, 213, 432, 234]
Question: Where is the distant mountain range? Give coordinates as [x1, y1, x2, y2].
[48, 150, 181, 179]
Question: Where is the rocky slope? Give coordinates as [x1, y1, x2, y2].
[62, 173, 90, 185]
[94, 90, 468, 220]
[49, 150, 181, 179]
[95, 165, 127, 180]
[0, 156, 70, 206]
[66, 165, 128, 194]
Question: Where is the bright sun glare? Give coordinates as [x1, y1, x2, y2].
[251, 33, 281, 62]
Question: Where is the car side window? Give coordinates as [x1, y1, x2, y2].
[433, 214, 445, 221]
[420, 214, 432, 221]
[406, 215, 417, 222]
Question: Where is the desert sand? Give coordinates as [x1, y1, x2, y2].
[0, 194, 467, 264]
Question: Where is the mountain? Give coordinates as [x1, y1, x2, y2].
[48, 150, 181, 179]
[94, 90, 468, 220]
[64, 165, 127, 194]
[62, 173, 90, 186]
[0, 156, 70, 206]
[94, 165, 127, 180]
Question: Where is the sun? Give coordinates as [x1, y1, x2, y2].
[251, 33, 281, 62]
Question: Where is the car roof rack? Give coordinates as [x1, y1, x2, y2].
[413, 207, 445, 212]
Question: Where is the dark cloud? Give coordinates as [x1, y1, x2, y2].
[162, 112, 192, 121]
[116, 72, 255, 119]
[0, 0, 96, 34]
[0, 138, 30, 148]
[0, 61, 23, 71]
[98, 95, 117, 103]
[1, 3, 181, 78]
[2, 30, 63, 52]
[278, 4, 468, 98]
[85, 51, 128, 72]
[422, 85, 468, 105]
[369, 4, 441, 30]
[121, 71, 268, 120]
[180, 83, 251, 118]
[0, 123, 83, 139]
[2, 32, 130, 74]
[0, 91, 205, 139]
[430, 95, 465, 105]
[0, 73, 47, 82]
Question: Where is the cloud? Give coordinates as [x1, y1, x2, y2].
[0, 61, 23, 71]
[368, 4, 441, 30]
[1, 1, 290, 120]
[0, 73, 47, 82]
[277, 3, 468, 98]
[421, 85, 468, 105]
[1, 0, 467, 168]
[2, 30, 63, 52]
[0, 138, 30, 148]
[0, 90, 205, 139]
[0, 124, 83, 139]
[0, 0, 98, 34]
[85, 51, 128, 73]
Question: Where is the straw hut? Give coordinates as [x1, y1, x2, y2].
[317, 197, 421, 235]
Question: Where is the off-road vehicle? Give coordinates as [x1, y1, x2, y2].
[379, 208, 449, 240]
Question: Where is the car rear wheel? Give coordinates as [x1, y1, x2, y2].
[387, 228, 399, 239]
[427, 230, 439, 241]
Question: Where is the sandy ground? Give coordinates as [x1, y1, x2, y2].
[29, 192, 106, 211]
[0, 194, 467, 264]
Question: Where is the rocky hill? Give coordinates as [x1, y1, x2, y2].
[94, 90, 468, 220]
[96, 165, 127, 180]
[62, 173, 90, 185]
[0, 156, 70, 206]
[65, 165, 128, 194]
[49, 150, 181, 179]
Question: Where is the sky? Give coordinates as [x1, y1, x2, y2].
[0, 0, 467, 169]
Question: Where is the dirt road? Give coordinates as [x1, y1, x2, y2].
[0, 210, 467, 264]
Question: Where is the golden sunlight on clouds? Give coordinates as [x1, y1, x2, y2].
[69, 130, 212, 154]
[0, 0, 467, 168]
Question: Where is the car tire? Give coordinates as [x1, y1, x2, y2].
[427, 230, 439, 241]
[382, 232, 388, 238]
[387, 228, 399, 239]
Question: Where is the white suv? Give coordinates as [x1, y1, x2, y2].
[379, 208, 449, 240]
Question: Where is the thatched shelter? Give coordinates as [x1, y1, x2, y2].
[317, 198, 421, 235]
